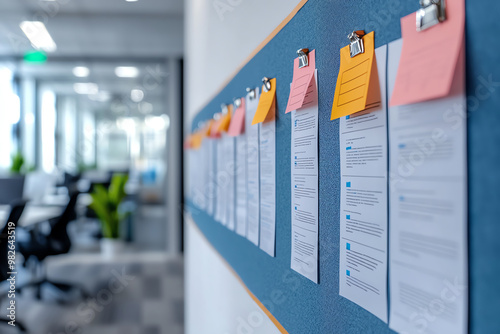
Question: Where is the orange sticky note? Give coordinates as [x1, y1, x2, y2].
[285, 50, 317, 113]
[252, 78, 276, 125]
[331, 32, 381, 120]
[218, 105, 233, 133]
[228, 98, 246, 137]
[209, 115, 223, 138]
[203, 120, 213, 137]
[191, 131, 203, 149]
[390, 0, 465, 106]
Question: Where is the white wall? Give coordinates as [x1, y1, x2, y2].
[184, 0, 302, 129]
[185, 217, 282, 334]
[184, 1, 302, 332]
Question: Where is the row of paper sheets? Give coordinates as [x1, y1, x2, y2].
[186, 1, 467, 332]
[335, 39, 467, 334]
[189, 87, 277, 257]
[335, 3, 467, 334]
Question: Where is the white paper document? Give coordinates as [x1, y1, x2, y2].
[339, 45, 388, 323]
[246, 89, 261, 246]
[193, 140, 209, 211]
[259, 118, 276, 257]
[235, 134, 248, 237]
[189, 144, 205, 209]
[225, 134, 236, 231]
[388, 39, 468, 334]
[187, 149, 197, 204]
[206, 139, 216, 216]
[214, 137, 227, 225]
[290, 71, 319, 283]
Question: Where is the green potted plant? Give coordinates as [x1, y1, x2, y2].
[10, 152, 25, 174]
[89, 173, 130, 257]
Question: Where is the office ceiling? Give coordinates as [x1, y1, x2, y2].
[0, 0, 184, 57]
[0, 0, 184, 114]
[0, 0, 183, 15]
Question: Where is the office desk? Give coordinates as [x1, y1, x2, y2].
[0, 204, 64, 227]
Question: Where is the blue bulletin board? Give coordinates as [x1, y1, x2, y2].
[186, 0, 500, 333]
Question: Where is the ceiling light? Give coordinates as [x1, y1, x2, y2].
[19, 21, 57, 52]
[130, 89, 144, 102]
[73, 66, 90, 78]
[115, 66, 139, 78]
[74, 83, 98, 95]
[116, 117, 136, 132]
[145, 115, 170, 131]
[138, 101, 153, 114]
[126, 0, 139, 2]
[89, 91, 111, 102]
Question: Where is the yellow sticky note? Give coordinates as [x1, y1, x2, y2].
[218, 105, 233, 132]
[331, 32, 381, 120]
[203, 120, 213, 137]
[252, 78, 276, 125]
[191, 131, 203, 149]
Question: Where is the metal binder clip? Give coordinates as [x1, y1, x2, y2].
[262, 77, 271, 93]
[246, 87, 256, 100]
[221, 104, 229, 114]
[297, 48, 309, 68]
[348, 31, 365, 58]
[416, 0, 446, 32]
[233, 97, 242, 108]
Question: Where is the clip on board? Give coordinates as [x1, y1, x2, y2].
[297, 48, 310, 68]
[246, 87, 257, 100]
[416, 0, 446, 31]
[348, 31, 365, 57]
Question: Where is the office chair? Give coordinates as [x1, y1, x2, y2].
[23, 172, 56, 204]
[18, 192, 89, 301]
[0, 201, 27, 332]
[0, 177, 25, 205]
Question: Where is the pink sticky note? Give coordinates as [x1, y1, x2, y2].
[285, 49, 317, 113]
[390, 0, 465, 107]
[209, 117, 223, 138]
[228, 98, 246, 137]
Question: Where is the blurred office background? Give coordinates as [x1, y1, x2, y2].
[0, 0, 302, 332]
[0, 0, 184, 333]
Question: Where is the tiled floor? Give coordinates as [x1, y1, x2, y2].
[0, 252, 184, 334]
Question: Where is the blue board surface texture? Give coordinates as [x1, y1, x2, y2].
[187, 0, 500, 333]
